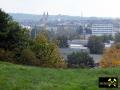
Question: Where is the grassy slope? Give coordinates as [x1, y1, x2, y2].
[0, 61, 119, 90]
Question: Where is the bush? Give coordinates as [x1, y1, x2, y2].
[30, 33, 66, 68]
[0, 48, 15, 62]
[19, 48, 36, 65]
[31, 42, 66, 68]
[67, 52, 94, 68]
[0, 48, 5, 60]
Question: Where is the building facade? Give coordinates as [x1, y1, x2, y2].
[91, 24, 113, 36]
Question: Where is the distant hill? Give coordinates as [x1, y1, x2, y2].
[9, 13, 84, 26]
[9, 13, 117, 27]
[9, 13, 103, 22]
[9, 13, 113, 21]
[9, 13, 42, 22]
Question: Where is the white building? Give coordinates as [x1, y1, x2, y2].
[21, 25, 32, 30]
[21, 25, 32, 36]
[91, 24, 114, 36]
[46, 26, 58, 33]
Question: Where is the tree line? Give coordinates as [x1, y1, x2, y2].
[0, 9, 95, 68]
[0, 9, 66, 68]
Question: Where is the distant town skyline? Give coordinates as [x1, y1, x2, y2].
[0, 0, 120, 18]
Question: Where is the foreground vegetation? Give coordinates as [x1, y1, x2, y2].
[0, 9, 95, 68]
[0, 9, 66, 68]
[0, 61, 119, 90]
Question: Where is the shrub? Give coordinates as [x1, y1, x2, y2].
[87, 36, 104, 54]
[31, 42, 66, 68]
[0, 48, 5, 60]
[67, 52, 94, 68]
[0, 48, 15, 62]
[30, 33, 66, 68]
[19, 48, 36, 65]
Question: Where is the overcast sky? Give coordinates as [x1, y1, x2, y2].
[0, 0, 120, 17]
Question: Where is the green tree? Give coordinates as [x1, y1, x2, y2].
[67, 52, 94, 68]
[0, 9, 12, 49]
[99, 35, 113, 43]
[0, 9, 30, 51]
[0, 9, 31, 64]
[114, 33, 120, 43]
[0, 9, 12, 32]
[57, 35, 69, 48]
[76, 25, 83, 35]
[85, 27, 92, 34]
[87, 36, 104, 54]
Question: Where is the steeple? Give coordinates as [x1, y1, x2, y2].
[81, 11, 83, 18]
[47, 12, 48, 17]
[40, 12, 49, 27]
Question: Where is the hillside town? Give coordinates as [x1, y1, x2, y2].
[1, 0, 120, 89]
[15, 12, 119, 67]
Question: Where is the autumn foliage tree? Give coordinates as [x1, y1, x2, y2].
[100, 43, 120, 68]
[31, 33, 66, 68]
